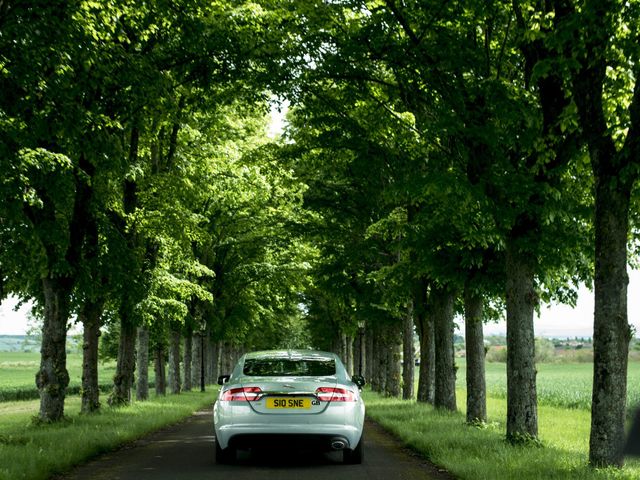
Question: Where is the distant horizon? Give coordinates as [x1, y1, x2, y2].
[2, 268, 640, 338]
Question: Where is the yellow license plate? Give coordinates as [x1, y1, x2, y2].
[266, 397, 311, 409]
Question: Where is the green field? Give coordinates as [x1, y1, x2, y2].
[456, 360, 640, 413]
[0, 352, 118, 401]
[362, 359, 640, 479]
[364, 390, 640, 480]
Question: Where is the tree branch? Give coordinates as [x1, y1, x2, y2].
[384, 0, 420, 46]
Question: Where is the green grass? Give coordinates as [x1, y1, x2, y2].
[0, 351, 117, 389]
[0, 390, 216, 480]
[364, 389, 640, 479]
[367, 360, 640, 479]
[457, 360, 640, 412]
[0, 352, 147, 401]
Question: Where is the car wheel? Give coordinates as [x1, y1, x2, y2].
[343, 432, 363, 464]
[215, 438, 235, 464]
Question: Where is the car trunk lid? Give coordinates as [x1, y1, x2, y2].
[240, 376, 338, 414]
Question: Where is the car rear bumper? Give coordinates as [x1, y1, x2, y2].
[214, 422, 363, 450]
[226, 432, 353, 451]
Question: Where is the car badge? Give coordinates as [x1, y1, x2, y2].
[283, 384, 294, 389]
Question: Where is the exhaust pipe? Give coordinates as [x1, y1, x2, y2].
[330, 437, 348, 450]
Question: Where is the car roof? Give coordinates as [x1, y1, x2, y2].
[243, 350, 337, 361]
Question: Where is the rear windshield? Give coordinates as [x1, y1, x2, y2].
[243, 358, 336, 376]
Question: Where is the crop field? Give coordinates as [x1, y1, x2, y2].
[0, 352, 118, 401]
[456, 360, 640, 412]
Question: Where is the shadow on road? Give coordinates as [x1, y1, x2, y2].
[231, 447, 345, 467]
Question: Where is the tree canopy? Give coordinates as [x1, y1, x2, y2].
[1, 0, 639, 470]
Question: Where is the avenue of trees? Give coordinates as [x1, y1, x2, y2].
[1, 0, 640, 471]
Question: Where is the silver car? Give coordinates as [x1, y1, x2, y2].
[213, 349, 366, 464]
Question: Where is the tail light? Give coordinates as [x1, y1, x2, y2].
[220, 387, 262, 401]
[315, 387, 356, 402]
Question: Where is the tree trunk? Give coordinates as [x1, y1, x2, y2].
[183, 334, 192, 392]
[414, 278, 435, 403]
[136, 327, 149, 401]
[365, 328, 373, 382]
[369, 330, 379, 392]
[385, 326, 402, 398]
[80, 299, 104, 414]
[433, 285, 456, 411]
[353, 331, 361, 376]
[205, 338, 212, 384]
[402, 303, 415, 400]
[377, 330, 388, 394]
[168, 329, 181, 394]
[109, 314, 137, 406]
[589, 180, 631, 467]
[464, 288, 486, 424]
[359, 328, 366, 377]
[346, 336, 354, 376]
[354, 327, 365, 376]
[506, 241, 538, 441]
[340, 332, 348, 365]
[192, 333, 203, 388]
[209, 340, 220, 383]
[155, 345, 167, 396]
[37, 278, 71, 422]
[567, 5, 637, 463]
[228, 342, 234, 372]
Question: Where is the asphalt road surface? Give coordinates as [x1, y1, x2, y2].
[60, 406, 454, 480]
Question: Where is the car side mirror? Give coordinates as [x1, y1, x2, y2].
[351, 374, 366, 389]
[217, 375, 230, 385]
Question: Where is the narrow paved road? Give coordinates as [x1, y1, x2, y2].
[60, 407, 453, 480]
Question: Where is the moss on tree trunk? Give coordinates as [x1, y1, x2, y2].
[37, 278, 71, 422]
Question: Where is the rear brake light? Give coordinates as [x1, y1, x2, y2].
[221, 387, 262, 401]
[315, 387, 355, 402]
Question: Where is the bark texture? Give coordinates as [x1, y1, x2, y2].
[209, 340, 220, 383]
[432, 286, 456, 411]
[385, 327, 402, 398]
[155, 345, 166, 396]
[109, 316, 137, 406]
[370, 330, 380, 392]
[505, 242, 538, 441]
[37, 278, 71, 422]
[365, 328, 373, 383]
[414, 278, 435, 403]
[402, 304, 415, 400]
[183, 334, 192, 392]
[354, 327, 365, 376]
[346, 335, 354, 376]
[191, 333, 202, 381]
[464, 289, 486, 424]
[80, 299, 104, 414]
[168, 329, 181, 394]
[589, 181, 631, 466]
[192, 333, 203, 390]
[136, 327, 149, 401]
[205, 338, 214, 384]
[378, 331, 388, 394]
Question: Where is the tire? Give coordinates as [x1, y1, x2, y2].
[215, 437, 235, 464]
[343, 432, 364, 464]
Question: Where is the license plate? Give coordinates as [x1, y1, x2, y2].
[266, 397, 311, 409]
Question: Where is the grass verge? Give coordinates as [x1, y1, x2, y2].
[363, 389, 640, 479]
[0, 389, 216, 480]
